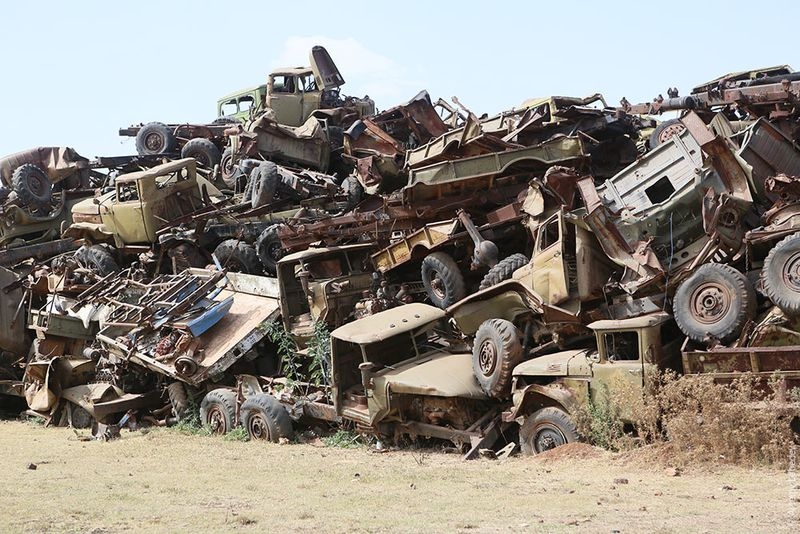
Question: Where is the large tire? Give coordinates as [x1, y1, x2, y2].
[200, 388, 237, 434]
[648, 118, 685, 149]
[11, 164, 52, 209]
[519, 407, 580, 455]
[250, 162, 279, 209]
[421, 252, 466, 309]
[181, 138, 221, 169]
[220, 147, 238, 189]
[213, 117, 239, 125]
[74, 245, 119, 276]
[345, 175, 364, 210]
[69, 403, 94, 429]
[255, 224, 285, 276]
[673, 263, 756, 342]
[241, 394, 293, 442]
[472, 318, 523, 398]
[761, 233, 800, 316]
[479, 253, 528, 291]
[167, 381, 190, 420]
[213, 239, 262, 274]
[135, 122, 177, 155]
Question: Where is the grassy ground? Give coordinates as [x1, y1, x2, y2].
[0, 420, 797, 533]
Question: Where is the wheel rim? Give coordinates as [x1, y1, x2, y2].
[429, 271, 447, 299]
[478, 339, 498, 376]
[194, 153, 211, 167]
[658, 122, 685, 144]
[247, 412, 271, 440]
[689, 281, 732, 325]
[29, 175, 47, 197]
[144, 132, 165, 152]
[267, 242, 284, 262]
[781, 251, 800, 293]
[533, 423, 567, 453]
[221, 155, 234, 177]
[206, 406, 228, 434]
[71, 405, 93, 429]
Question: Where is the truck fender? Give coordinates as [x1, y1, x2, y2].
[505, 383, 580, 424]
[62, 222, 113, 243]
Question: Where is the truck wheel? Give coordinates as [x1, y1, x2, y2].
[673, 263, 755, 342]
[421, 252, 466, 308]
[241, 394, 293, 442]
[761, 233, 800, 316]
[181, 138, 221, 169]
[167, 382, 190, 420]
[69, 403, 94, 429]
[519, 407, 580, 455]
[75, 245, 119, 276]
[255, 224, 285, 276]
[213, 117, 239, 125]
[220, 147, 239, 189]
[472, 318, 523, 398]
[250, 161, 279, 209]
[345, 175, 364, 210]
[11, 164, 52, 209]
[478, 253, 528, 291]
[213, 239, 262, 274]
[648, 118, 685, 149]
[200, 389, 237, 434]
[135, 122, 177, 155]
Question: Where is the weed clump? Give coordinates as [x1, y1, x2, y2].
[575, 373, 799, 467]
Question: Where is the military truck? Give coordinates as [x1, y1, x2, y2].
[120, 45, 375, 175]
[198, 303, 505, 457]
[505, 312, 800, 455]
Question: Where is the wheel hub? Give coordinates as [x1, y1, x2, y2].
[534, 425, 567, 453]
[690, 282, 731, 324]
[268, 243, 284, 261]
[782, 252, 800, 292]
[248, 413, 270, 440]
[478, 340, 497, 376]
[145, 133, 164, 151]
[659, 123, 685, 144]
[207, 407, 226, 434]
[430, 272, 446, 299]
[30, 176, 45, 196]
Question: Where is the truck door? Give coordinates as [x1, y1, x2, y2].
[532, 211, 570, 304]
[268, 74, 303, 126]
[590, 329, 645, 422]
[109, 180, 148, 245]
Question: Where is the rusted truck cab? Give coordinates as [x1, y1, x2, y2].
[276, 244, 375, 340]
[67, 159, 213, 248]
[507, 313, 680, 454]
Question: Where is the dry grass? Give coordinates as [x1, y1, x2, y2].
[1, 421, 798, 533]
[577, 374, 800, 468]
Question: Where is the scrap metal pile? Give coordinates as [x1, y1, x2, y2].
[1, 51, 799, 455]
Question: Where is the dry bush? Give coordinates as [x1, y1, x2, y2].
[576, 372, 799, 468]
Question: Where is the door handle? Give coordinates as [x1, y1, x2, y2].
[553, 251, 561, 257]
[628, 369, 640, 374]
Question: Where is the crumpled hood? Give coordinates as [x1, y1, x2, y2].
[512, 349, 592, 377]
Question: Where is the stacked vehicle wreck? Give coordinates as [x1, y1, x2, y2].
[1, 54, 799, 456]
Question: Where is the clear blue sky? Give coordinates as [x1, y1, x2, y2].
[1, 0, 798, 158]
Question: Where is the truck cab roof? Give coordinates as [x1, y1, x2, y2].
[330, 302, 445, 345]
[588, 312, 671, 331]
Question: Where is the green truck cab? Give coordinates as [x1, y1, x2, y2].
[216, 85, 268, 124]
